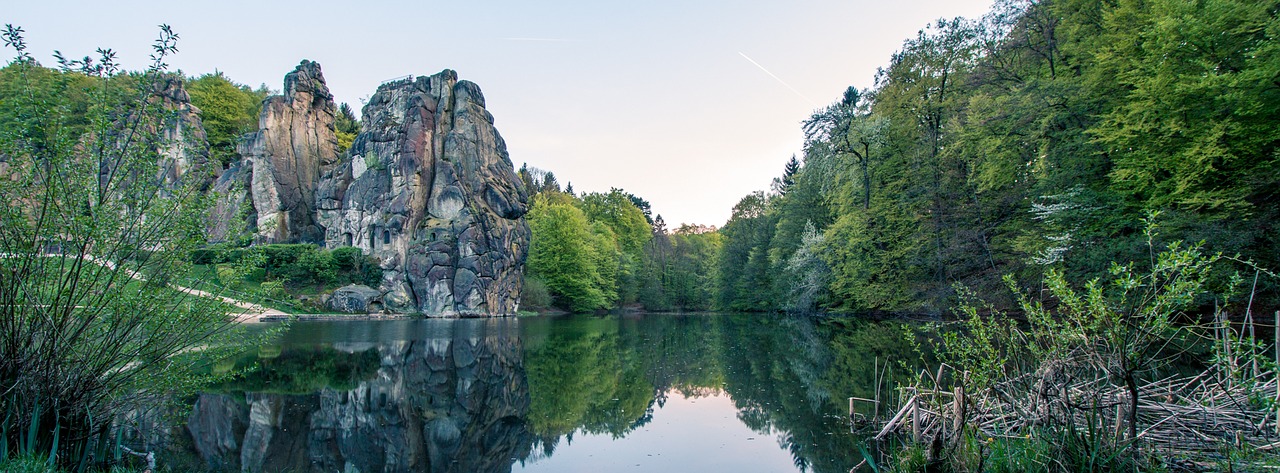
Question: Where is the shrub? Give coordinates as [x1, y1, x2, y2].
[290, 248, 336, 285]
[331, 246, 363, 271]
[190, 248, 221, 265]
[521, 276, 553, 310]
[0, 26, 248, 470]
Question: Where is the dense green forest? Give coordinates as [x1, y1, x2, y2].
[526, 0, 1280, 316]
[6, 0, 1275, 318]
[716, 0, 1280, 315]
[516, 166, 722, 313]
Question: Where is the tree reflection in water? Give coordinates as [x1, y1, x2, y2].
[175, 314, 917, 473]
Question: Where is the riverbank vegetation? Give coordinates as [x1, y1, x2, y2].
[518, 167, 721, 313]
[714, 0, 1280, 317]
[860, 233, 1280, 471]
[520, 0, 1280, 319]
[184, 243, 383, 313]
[0, 26, 261, 471]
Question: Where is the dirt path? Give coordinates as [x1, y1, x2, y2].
[82, 254, 288, 322]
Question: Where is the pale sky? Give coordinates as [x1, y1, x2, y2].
[6, 0, 994, 227]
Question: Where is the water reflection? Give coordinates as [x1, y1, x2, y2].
[174, 314, 914, 473]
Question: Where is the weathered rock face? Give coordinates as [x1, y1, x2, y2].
[186, 394, 249, 471]
[205, 158, 254, 243]
[154, 75, 212, 189]
[329, 284, 384, 313]
[240, 60, 339, 244]
[316, 70, 530, 316]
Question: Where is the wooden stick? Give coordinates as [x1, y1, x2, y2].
[875, 395, 917, 440]
[912, 394, 921, 441]
[1274, 311, 1278, 435]
[1246, 271, 1259, 376]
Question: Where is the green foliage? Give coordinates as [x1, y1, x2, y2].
[0, 25, 252, 470]
[1092, 0, 1280, 214]
[639, 224, 722, 311]
[716, 190, 783, 311]
[292, 246, 337, 284]
[520, 276, 554, 310]
[186, 71, 266, 168]
[579, 189, 652, 257]
[522, 183, 676, 312]
[331, 246, 382, 285]
[578, 188, 651, 305]
[189, 244, 381, 296]
[335, 102, 360, 135]
[336, 130, 356, 154]
[526, 192, 614, 312]
[723, 0, 1280, 316]
[334, 102, 360, 154]
[926, 227, 1244, 470]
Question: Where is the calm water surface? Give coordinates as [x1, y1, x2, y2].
[165, 313, 912, 473]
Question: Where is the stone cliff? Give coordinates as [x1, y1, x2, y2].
[240, 60, 339, 244]
[204, 62, 528, 315]
[316, 70, 529, 316]
[154, 75, 212, 189]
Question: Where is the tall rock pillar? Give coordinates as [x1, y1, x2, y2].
[316, 70, 529, 316]
[241, 60, 339, 243]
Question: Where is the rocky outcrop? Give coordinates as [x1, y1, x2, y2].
[154, 75, 212, 189]
[205, 159, 254, 243]
[329, 284, 383, 313]
[240, 60, 339, 244]
[316, 70, 529, 316]
[198, 62, 528, 315]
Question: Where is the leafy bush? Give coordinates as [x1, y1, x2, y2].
[258, 280, 287, 300]
[331, 246, 363, 270]
[253, 244, 316, 275]
[194, 243, 381, 290]
[288, 247, 336, 285]
[190, 248, 221, 265]
[521, 276, 553, 310]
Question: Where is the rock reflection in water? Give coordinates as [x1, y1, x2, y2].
[186, 319, 530, 473]
[177, 314, 916, 473]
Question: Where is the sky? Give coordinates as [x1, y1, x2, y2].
[5, 0, 995, 227]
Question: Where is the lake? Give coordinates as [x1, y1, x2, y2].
[160, 313, 915, 473]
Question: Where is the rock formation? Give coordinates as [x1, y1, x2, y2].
[205, 158, 253, 244]
[201, 61, 528, 315]
[240, 60, 339, 244]
[329, 284, 384, 313]
[316, 70, 529, 316]
[154, 75, 212, 189]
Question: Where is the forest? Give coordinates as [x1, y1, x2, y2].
[521, 0, 1280, 318]
[7, 0, 1274, 319]
[2, 0, 1280, 471]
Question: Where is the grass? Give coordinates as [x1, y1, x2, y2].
[0, 455, 136, 473]
[181, 264, 334, 314]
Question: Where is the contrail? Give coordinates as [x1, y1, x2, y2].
[500, 37, 573, 42]
[738, 51, 814, 105]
